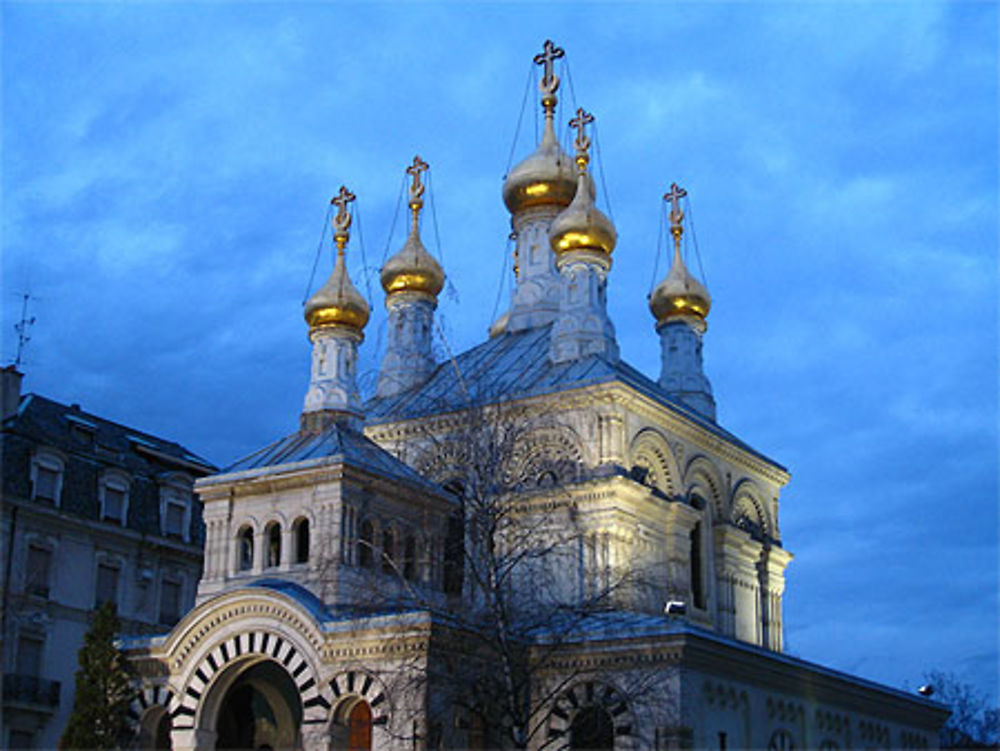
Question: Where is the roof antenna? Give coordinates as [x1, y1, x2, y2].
[13, 293, 35, 368]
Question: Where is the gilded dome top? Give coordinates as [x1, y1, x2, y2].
[305, 248, 371, 332]
[381, 230, 445, 298]
[502, 41, 579, 215]
[502, 120, 579, 215]
[649, 245, 712, 328]
[650, 182, 710, 329]
[548, 108, 617, 260]
[304, 186, 370, 333]
[381, 156, 445, 299]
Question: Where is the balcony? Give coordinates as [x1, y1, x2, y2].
[2, 674, 61, 709]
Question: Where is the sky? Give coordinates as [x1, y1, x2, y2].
[3, 1, 997, 706]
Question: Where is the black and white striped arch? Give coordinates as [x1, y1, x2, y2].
[128, 684, 175, 726]
[171, 630, 332, 730]
[329, 670, 390, 727]
[547, 681, 634, 748]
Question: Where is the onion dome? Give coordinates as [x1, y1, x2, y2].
[548, 108, 617, 261]
[502, 40, 579, 215]
[304, 187, 370, 333]
[380, 156, 445, 299]
[649, 183, 711, 329]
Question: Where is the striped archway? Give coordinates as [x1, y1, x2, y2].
[329, 669, 390, 728]
[171, 629, 332, 731]
[547, 680, 636, 750]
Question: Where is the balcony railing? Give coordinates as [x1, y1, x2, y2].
[2, 674, 61, 708]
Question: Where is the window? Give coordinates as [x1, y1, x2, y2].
[159, 476, 193, 541]
[358, 520, 374, 569]
[159, 578, 182, 626]
[690, 521, 706, 610]
[294, 518, 310, 564]
[25, 544, 52, 598]
[443, 513, 465, 595]
[95, 561, 120, 609]
[15, 634, 43, 677]
[403, 535, 417, 581]
[382, 528, 395, 573]
[100, 472, 130, 525]
[569, 706, 614, 751]
[30, 452, 63, 505]
[238, 527, 254, 571]
[265, 523, 281, 568]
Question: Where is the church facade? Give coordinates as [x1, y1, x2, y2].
[124, 43, 947, 751]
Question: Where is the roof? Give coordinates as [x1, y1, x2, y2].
[366, 325, 785, 471]
[3, 393, 215, 472]
[221, 420, 446, 496]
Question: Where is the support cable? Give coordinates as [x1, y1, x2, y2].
[684, 195, 709, 288]
[490, 234, 514, 325]
[302, 204, 333, 305]
[381, 173, 408, 265]
[353, 198, 375, 304]
[505, 63, 535, 177]
[592, 122, 615, 225]
[649, 200, 667, 296]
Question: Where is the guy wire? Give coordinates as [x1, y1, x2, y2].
[685, 195, 709, 288]
[381, 172, 407, 265]
[650, 199, 666, 296]
[505, 63, 535, 177]
[592, 122, 615, 225]
[352, 198, 374, 304]
[303, 203, 333, 305]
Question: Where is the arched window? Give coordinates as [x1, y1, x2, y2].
[99, 471, 130, 525]
[570, 706, 614, 751]
[358, 520, 374, 569]
[690, 521, 706, 610]
[265, 523, 281, 568]
[382, 528, 395, 573]
[443, 513, 465, 595]
[403, 535, 417, 581]
[347, 700, 372, 751]
[238, 526, 254, 571]
[294, 518, 310, 564]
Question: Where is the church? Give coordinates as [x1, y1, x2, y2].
[124, 42, 947, 751]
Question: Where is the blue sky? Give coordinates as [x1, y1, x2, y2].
[4, 3, 997, 703]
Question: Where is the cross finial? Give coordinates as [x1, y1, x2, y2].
[663, 182, 688, 248]
[534, 40, 565, 96]
[569, 107, 594, 168]
[406, 155, 429, 205]
[330, 185, 356, 250]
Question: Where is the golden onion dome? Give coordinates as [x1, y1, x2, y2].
[502, 119, 579, 215]
[305, 248, 370, 333]
[380, 230, 445, 298]
[381, 156, 445, 299]
[548, 170, 617, 259]
[649, 244, 712, 328]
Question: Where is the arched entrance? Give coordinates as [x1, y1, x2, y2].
[570, 706, 615, 750]
[137, 706, 173, 750]
[212, 659, 303, 750]
[330, 699, 372, 751]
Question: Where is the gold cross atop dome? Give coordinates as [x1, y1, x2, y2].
[330, 186, 356, 250]
[569, 107, 594, 169]
[663, 182, 687, 248]
[534, 40, 564, 96]
[406, 155, 429, 209]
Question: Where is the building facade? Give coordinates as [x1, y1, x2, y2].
[0, 366, 215, 750]
[124, 43, 947, 751]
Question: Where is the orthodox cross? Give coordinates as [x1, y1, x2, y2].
[534, 39, 564, 94]
[664, 182, 688, 244]
[406, 155, 428, 203]
[569, 107, 594, 157]
[330, 185, 356, 249]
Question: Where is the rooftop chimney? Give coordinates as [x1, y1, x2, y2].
[1, 365, 24, 422]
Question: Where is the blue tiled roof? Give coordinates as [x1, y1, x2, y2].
[366, 325, 784, 471]
[223, 421, 444, 495]
[248, 579, 332, 621]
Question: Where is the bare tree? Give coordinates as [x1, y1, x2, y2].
[923, 671, 1000, 749]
